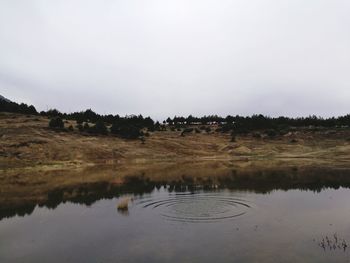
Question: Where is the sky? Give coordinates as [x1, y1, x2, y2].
[0, 0, 349, 120]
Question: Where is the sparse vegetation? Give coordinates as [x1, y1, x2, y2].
[165, 114, 350, 135]
[3, 100, 350, 162]
[2, 96, 350, 138]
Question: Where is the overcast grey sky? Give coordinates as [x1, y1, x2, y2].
[1, 0, 349, 119]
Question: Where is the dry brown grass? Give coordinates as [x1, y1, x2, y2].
[117, 197, 133, 211]
[1, 112, 350, 171]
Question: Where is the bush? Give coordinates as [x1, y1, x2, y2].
[111, 123, 141, 139]
[76, 119, 83, 125]
[184, 128, 194, 133]
[88, 120, 107, 135]
[290, 139, 298, 143]
[181, 128, 193, 136]
[140, 137, 145, 144]
[68, 125, 74, 131]
[265, 129, 277, 138]
[83, 122, 90, 130]
[221, 124, 234, 133]
[49, 117, 64, 129]
[154, 121, 161, 131]
[76, 123, 83, 132]
[46, 109, 61, 117]
[252, 132, 262, 139]
[110, 122, 119, 134]
[230, 131, 236, 142]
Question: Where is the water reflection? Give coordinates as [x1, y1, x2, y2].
[2, 163, 350, 263]
[1, 162, 350, 221]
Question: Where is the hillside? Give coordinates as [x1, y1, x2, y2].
[1, 112, 350, 171]
[0, 95, 11, 102]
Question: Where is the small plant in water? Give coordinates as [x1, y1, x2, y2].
[315, 233, 348, 252]
[117, 197, 134, 214]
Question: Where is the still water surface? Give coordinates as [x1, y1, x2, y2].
[1, 185, 350, 262]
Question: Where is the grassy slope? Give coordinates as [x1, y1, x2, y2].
[1, 112, 350, 170]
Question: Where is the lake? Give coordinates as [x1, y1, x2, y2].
[1, 163, 350, 262]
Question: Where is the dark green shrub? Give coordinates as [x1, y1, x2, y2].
[76, 119, 83, 125]
[76, 123, 83, 132]
[181, 128, 193, 136]
[111, 123, 141, 139]
[154, 121, 161, 131]
[184, 128, 194, 133]
[83, 122, 90, 130]
[140, 137, 145, 144]
[234, 128, 249, 135]
[110, 122, 119, 134]
[252, 132, 262, 139]
[49, 117, 64, 129]
[230, 131, 236, 142]
[91, 120, 108, 135]
[265, 129, 277, 138]
[221, 124, 234, 133]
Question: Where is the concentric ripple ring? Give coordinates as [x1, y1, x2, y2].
[135, 191, 253, 223]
